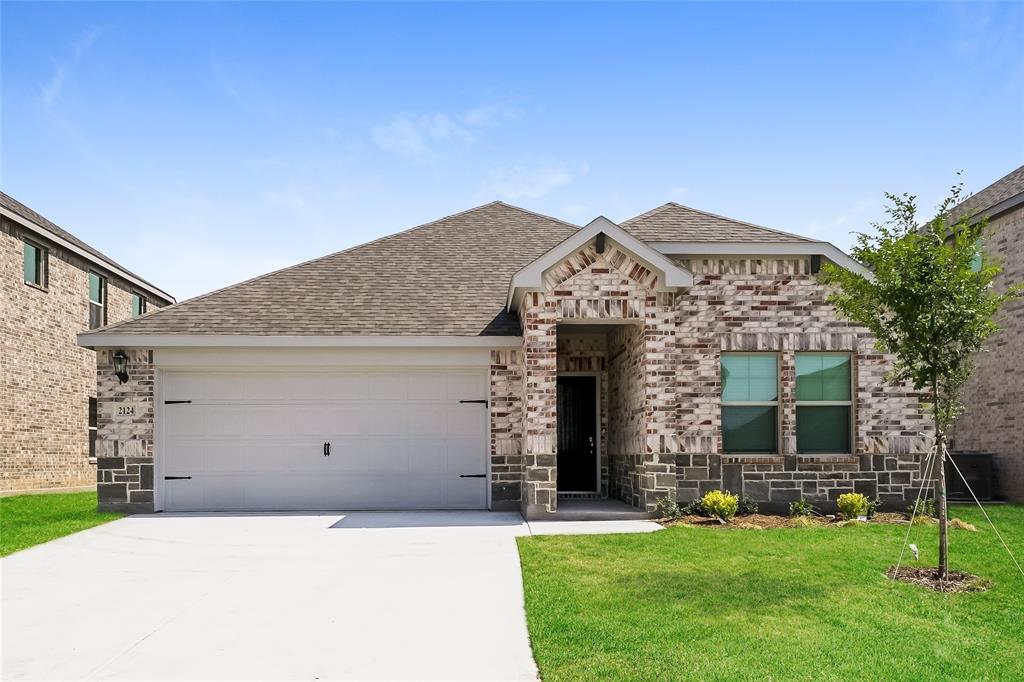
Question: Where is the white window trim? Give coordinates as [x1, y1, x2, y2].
[23, 238, 48, 289]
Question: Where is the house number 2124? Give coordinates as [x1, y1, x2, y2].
[117, 405, 136, 416]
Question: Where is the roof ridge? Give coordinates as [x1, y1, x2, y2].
[89, 201, 575, 335]
[624, 201, 815, 242]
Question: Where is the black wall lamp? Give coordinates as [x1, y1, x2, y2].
[112, 350, 129, 384]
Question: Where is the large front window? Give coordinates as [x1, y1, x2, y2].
[721, 353, 778, 454]
[795, 353, 852, 453]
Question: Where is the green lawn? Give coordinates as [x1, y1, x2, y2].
[518, 505, 1024, 681]
[0, 491, 121, 557]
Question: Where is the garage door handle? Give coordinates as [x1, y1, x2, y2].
[164, 476, 192, 480]
[459, 474, 486, 478]
[459, 399, 488, 406]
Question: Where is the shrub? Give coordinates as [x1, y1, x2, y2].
[701, 490, 739, 522]
[865, 496, 880, 519]
[907, 497, 937, 518]
[655, 498, 684, 521]
[789, 499, 818, 517]
[681, 498, 708, 517]
[737, 496, 759, 516]
[836, 492, 869, 520]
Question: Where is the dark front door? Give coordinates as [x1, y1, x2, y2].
[557, 376, 598, 492]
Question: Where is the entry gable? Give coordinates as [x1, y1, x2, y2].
[506, 216, 693, 311]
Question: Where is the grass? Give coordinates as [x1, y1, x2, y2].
[0, 491, 121, 557]
[517, 504, 1024, 681]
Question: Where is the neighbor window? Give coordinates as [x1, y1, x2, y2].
[721, 353, 778, 454]
[88, 397, 98, 459]
[88, 272, 106, 329]
[23, 240, 47, 287]
[131, 293, 146, 317]
[970, 240, 984, 273]
[795, 353, 852, 454]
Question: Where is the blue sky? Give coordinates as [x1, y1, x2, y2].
[3, 2, 1022, 301]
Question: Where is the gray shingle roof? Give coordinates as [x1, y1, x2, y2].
[0, 191, 173, 302]
[87, 202, 579, 337]
[622, 202, 813, 243]
[947, 164, 1024, 223]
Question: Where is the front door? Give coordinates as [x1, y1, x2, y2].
[556, 376, 598, 492]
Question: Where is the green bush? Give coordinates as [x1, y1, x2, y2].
[701, 490, 739, 522]
[681, 498, 708, 516]
[865, 496, 880, 519]
[907, 497, 937, 518]
[737, 496, 759, 516]
[836, 492, 869, 520]
[655, 498, 684, 521]
[789, 499, 818, 517]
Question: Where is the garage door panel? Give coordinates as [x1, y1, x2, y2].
[160, 369, 488, 511]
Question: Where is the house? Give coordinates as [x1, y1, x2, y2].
[77, 201, 933, 517]
[1, 193, 175, 493]
[947, 165, 1024, 502]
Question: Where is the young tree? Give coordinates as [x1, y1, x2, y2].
[820, 181, 1021, 579]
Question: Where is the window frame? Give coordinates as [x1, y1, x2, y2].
[88, 271, 107, 329]
[720, 352, 781, 455]
[23, 238, 48, 289]
[131, 292, 147, 317]
[794, 352, 855, 455]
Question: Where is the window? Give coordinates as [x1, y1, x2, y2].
[131, 293, 146, 317]
[88, 272, 106, 329]
[970, 240, 984, 273]
[795, 354, 852, 454]
[721, 354, 778, 454]
[88, 397, 98, 459]
[23, 240, 47, 287]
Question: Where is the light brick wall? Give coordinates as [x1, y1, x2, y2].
[951, 207, 1024, 501]
[1, 217, 168, 492]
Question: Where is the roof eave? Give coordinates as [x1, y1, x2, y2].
[76, 333, 524, 350]
[0, 205, 176, 303]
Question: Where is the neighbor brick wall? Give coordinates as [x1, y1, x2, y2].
[1, 216, 168, 492]
[951, 207, 1024, 501]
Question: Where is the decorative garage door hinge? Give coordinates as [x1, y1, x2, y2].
[458, 474, 486, 478]
[164, 476, 192, 480]
[459, 399, 488, 406]
[164, 400, 192, 405]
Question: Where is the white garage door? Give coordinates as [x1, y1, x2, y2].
[159, 369, 489, 511]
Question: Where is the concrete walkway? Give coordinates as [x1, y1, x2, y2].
[1, 511, 660, 681]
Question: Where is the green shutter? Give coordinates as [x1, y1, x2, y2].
[796, 405, 850, 453]
[796, 354, 850, 401]
[723, 406, 777, 453]
[24, 243, 39, 284]
[722, 354, 777, 402]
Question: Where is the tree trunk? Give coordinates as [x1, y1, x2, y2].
[934, 405, 949, 580]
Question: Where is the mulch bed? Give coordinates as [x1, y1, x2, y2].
[658, 511, 913, 529]
[886, 566, 992, 593]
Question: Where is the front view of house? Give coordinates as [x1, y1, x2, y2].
[78, 202, 934, 518]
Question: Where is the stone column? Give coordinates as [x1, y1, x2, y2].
[95, 349, 156, 513]
[520, 292, 558, 518]
[638, 293, 679, 511]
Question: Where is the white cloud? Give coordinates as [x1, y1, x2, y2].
[40, 26, 106, 111]
[370, 102, 519, 159]
[487, 164, 582, 201]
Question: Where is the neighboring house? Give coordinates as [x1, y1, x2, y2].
[1, 193, 174, 493]
[947, 165, 1024, 502]
[78, 201, 933, 517]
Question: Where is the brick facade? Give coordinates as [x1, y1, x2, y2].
[496, 243, 934, 517]
[1, 215, 169, 493]
[951, 206, 1024, 501]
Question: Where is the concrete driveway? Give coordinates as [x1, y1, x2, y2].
[2, 512, 541, 681]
